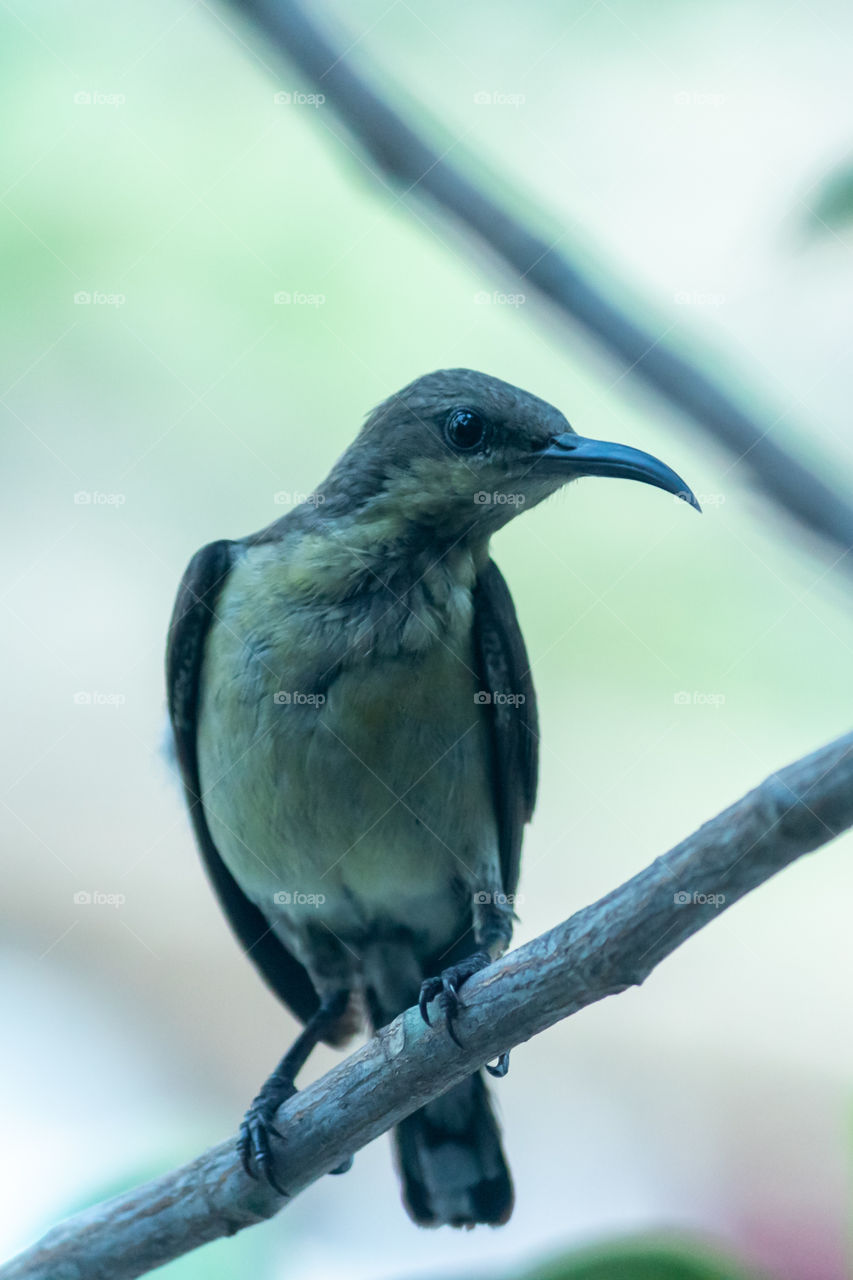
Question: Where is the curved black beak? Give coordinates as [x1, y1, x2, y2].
[537, 433, 701, 511]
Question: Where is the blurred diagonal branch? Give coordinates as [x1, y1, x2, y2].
[4, 730, 853, 1280]
[222, 0, 853, 569]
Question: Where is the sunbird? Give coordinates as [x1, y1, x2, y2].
[167, 369, 698, 1227]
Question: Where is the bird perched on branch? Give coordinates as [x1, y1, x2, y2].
[167, 369, 698, 1228]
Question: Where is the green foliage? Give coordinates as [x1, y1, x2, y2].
[522, 1236, 768, 1280]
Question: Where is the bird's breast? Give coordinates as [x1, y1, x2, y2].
[196, 546, 499, 951]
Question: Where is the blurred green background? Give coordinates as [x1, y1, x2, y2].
[2, 1, 852, 1277]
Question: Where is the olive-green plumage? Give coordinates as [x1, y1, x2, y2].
[167, 368, 697, 1226]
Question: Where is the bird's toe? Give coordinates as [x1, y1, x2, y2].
[238, 1080, 296, 1196]
[418, 976, 443, 1025]
[418, 950, 492, 1046]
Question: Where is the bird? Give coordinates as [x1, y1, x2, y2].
[166, 368, 698, 1229]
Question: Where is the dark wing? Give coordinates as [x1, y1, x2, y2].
[472, 558, 539, 898]
[166, 539, 320, 1027]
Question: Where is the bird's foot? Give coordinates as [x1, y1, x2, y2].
[238, 1074, 296, 1196]
[239, 1077, 353, 1193]
[418, 949, 495, 1048]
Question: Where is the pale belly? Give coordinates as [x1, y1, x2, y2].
[196, 603, 499, 959]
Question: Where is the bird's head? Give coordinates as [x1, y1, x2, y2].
[317, 369, 698, 550]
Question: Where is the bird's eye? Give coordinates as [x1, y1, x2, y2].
[444, 408, 487, 452]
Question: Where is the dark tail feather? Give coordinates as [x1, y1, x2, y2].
[393, 1071, 514, 1228]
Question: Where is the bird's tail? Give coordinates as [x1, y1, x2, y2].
[392, 1071, 514, 1228]
[365, 944, 513, 1227]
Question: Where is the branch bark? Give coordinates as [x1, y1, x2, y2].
[217, 0, 853, 568]
[4, 730, 852, 1280]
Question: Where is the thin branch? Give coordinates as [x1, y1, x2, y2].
[4, 730, 852, 1280]
[221, 0, 853, 568]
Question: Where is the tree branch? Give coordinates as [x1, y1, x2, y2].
[4, 730, 852, 1280]
[216, 0, 853, 568]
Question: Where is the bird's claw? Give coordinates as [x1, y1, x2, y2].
[418, 976, 441, 1026]
[418, 950, 491, 1047]
[418, 974, 463, 1044]
[237, 1078, 297, 1197]
[238, 1079, 353, 1189]
[485, 1051, 511, 1078]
